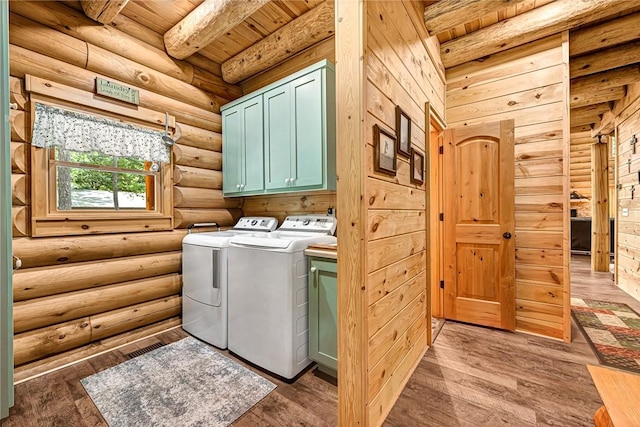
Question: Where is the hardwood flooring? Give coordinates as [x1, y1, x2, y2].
[3, 255, 638, 426]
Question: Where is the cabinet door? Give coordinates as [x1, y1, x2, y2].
[264, 84, 292, 190]
[309, 258, 338, 371]
[291, 70, 323, 188]
[222, 107, 243, 195]
[241, 96, 264, 193]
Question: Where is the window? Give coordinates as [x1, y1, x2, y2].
[29, 88, 174, 237]
[53, 148, 156, 211]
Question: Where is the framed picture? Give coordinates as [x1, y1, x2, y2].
[396, 106, 411, 157]
[374, 124, 397, 176]
[410, 148, 424, 185]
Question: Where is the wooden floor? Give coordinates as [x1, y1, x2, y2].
[3, 255, 638, 426]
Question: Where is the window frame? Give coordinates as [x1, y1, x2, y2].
[29, 93, 173, 237]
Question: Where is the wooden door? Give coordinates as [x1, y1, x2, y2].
[443, 120, 515, 330]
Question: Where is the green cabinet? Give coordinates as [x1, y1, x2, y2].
[221, 95, 264, 196]
[308, 256, 337, 377]
[221, 60, 335, 197]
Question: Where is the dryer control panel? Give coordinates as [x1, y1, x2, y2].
[279, 215, 337, 235]
[233, 217, 278, 232]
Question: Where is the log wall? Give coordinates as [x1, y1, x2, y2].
[364, 2, 444, 425]
[616, 105, 640, 302]
[446, 34, 571, 341]
[8, 2, 242, 380]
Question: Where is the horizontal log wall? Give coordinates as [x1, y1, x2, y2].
[239, 36, 337, 222]
[364, 2, 444, 425]
[8, 2, 242, 379]
[446, 34, 570, 341]
[616, 105, 640, 302]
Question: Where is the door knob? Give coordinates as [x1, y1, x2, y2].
[503, 232, 512, 239]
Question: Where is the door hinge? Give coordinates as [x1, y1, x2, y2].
[439, 146, 444, 155]
[440, 280, 444, 289]
[439, 213, 444, 221]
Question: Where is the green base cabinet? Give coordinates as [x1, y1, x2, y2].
[308, 257, 337, 377]
[221, 60, 336, 198]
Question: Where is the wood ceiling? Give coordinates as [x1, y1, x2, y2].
[64, 0, 640, 130]
[424, 0, 640, 135]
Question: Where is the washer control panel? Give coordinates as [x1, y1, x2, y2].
[233, 217, 278, 232]
[279, 215, 337, 235]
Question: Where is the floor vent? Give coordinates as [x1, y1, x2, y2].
[125, 342, 166, 359]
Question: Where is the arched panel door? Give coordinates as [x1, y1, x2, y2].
[443, 120, 515, 330]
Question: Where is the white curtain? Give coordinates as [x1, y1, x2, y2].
[31, 103, 170, 163]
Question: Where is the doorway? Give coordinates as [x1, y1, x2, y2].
[430, 118, 517, 332]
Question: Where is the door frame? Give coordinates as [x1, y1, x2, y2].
[426, 102, 446, 341]
[1, 0, 14, 418]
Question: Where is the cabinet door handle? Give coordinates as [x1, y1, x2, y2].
[310, 266, 318, 288]
[290, 178, 295, 186]
[285, 178, 290, 185]
[241, 183, 246, 190]
[236, 184, 241, 190]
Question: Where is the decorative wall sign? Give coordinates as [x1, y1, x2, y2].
[395, 105, 411, 157]
[95, 78, 140, 105]
[410, 148, 424, 185]
[374, 124, 397, 176]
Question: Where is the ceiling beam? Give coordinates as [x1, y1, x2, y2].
[221, 1, 334, 84]
[164, 0, 270, 60]
[440, 0, 638, 69]
[570, 103, 612, 127]
[570, 10, 640, 57]
[593, 80, 640, 135]
[82, 0, 130, 24]
[571, 41, 640, 79]
[571, 87, 625, 109]
[571, 65, 640, 107]
[423, 0, 527, 36]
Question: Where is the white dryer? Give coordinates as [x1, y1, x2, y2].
[227, 215, 337, 379]
[182, 217, 277, 348]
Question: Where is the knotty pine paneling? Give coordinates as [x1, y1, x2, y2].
[364, 1, 445, 425]
[446, 34, 570, 341]
[616, 107, 640, 302]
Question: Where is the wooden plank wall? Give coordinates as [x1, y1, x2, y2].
[616, 107, 640, 302]
[446, 34, 571, 341]
[8, 1, 242, 380]
[364, 1, 445, 425]
[240, 37, 337, 223]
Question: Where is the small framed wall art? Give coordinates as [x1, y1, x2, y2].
[410, 148, 424, 185]
[395, 105, 411, 157]
[374, 124, 397, 176]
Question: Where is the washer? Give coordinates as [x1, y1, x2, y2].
[227, 215, 337, 379]
[182, 217, 277, 349]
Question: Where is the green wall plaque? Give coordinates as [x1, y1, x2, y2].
[95, 78, 140, 105]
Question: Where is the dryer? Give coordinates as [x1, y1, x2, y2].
[227, 215, 337, 379]
[182, 217, 277, 348]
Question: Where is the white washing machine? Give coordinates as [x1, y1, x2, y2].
[227, 215, 337, 379]
[181, 217, 278, 349]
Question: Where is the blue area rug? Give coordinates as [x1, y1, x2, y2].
[81, 337, 275, 427]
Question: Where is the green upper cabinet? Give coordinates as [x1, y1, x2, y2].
[221, 60, 335, 197]
[221, 95, 264, 196]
